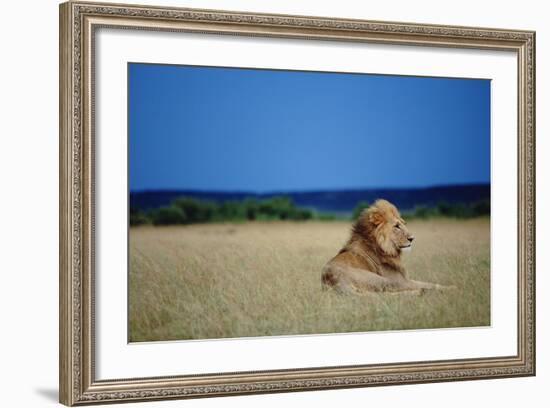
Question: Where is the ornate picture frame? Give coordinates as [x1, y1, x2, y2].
[59, 1, 535, 405]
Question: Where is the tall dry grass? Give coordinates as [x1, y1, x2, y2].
[129, 219, 490, 342]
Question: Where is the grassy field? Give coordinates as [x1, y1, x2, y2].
[129, 218, 490, 342]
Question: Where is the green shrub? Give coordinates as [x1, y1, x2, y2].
[243, 198, 260, 220]
[218, 200, 246, 220]
[472, 199, 490, 216]
[293, 208, 314, 220]
[410, 205, 433, 219]
[173, 197, 218, 223]
[259, 196, 291, 219]
[351, 201, 370, 220]
[316, 212, 337, 221]
[130, 208, 150, 226]
[151, 206, 187, 225]
[436, 201, 482, 219]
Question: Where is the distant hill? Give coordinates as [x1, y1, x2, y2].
[130, 184, 490, 216]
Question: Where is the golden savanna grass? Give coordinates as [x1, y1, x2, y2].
[129, 218, 490, 342]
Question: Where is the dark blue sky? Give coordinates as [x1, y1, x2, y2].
[129, 63, 490, 193]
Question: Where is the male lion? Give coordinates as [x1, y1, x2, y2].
[321, 199, 449, 295]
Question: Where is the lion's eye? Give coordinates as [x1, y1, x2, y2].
[394, 223, 400, 229]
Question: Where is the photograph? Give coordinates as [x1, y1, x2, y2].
[57, 2, 536, 404]
[128, 62, 491, 343]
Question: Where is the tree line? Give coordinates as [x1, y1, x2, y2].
[130, 196, 490, 226]
[352, 199, 490, 221]
[130, 196, 316, 226]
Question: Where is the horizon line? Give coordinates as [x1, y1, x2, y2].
[130, 182, 490, 195]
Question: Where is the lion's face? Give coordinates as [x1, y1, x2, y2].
[361, 199, 414, 257]
[390, 219, 414, 252]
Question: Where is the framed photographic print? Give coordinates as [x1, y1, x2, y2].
[59, 1, 536, 405]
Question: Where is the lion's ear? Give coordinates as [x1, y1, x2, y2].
[368, 208, 385, 226]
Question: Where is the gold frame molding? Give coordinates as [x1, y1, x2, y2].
[59, 1, 536, 405]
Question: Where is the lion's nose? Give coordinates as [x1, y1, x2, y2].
[408, 236, 415, 242]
